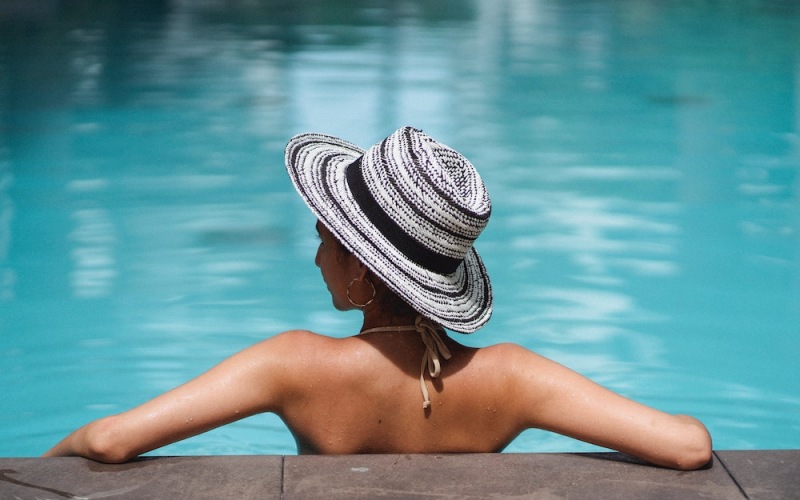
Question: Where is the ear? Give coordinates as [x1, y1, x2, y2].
[340, 249, 369, 279]
[354, 259, 370, 281]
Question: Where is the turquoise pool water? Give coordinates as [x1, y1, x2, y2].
[1, 0, 798, 457]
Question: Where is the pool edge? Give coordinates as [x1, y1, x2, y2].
[1, 450, 796, 498]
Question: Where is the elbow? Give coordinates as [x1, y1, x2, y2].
[674, 443, 712, 471]
[84, 416, 137, 464]
[683, 440, 713, 471]
[671, 417, 713, 471]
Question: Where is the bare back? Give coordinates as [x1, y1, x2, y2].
[274, 330, 524, 454]
[43, 326, 712, 469]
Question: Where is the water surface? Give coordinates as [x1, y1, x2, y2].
[1, 0, 798, 456]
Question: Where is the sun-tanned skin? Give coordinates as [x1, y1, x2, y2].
[44, 222, 712, 470]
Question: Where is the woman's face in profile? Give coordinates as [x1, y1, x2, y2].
[314, 221, 355, 311]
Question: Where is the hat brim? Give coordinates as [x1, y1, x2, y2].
[285, 132, 492, 333]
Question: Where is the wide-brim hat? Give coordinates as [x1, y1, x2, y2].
[285, 126, 492, 333]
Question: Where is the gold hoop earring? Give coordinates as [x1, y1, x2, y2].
[347, 277, 376, 308]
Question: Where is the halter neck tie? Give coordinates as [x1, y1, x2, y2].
[359, 315, 452, 409]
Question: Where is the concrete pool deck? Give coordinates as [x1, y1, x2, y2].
[1, 450, 796, 499]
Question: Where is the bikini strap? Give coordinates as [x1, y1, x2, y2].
[359, 315, 452, 409]
[414, 316, 452, 408]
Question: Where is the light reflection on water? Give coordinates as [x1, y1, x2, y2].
[1, 0, 799, 456]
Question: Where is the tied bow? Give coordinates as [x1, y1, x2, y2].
[414, 316, 452, 409]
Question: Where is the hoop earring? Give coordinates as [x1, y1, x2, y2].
[347, 277, 376, 308]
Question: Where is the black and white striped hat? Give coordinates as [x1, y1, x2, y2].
[285, 126, 492, 333]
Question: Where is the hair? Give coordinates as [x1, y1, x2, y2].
[371, 274, 418, 318]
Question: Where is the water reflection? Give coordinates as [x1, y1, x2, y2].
[69, 207, 117, 298]
[0, 164, 13, 302]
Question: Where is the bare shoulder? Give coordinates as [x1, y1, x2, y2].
[467, 342, 582, 410]
[471, 342, 549, 372]
[251, 329, 364, 369]
[452, 342, 552, 398]
[254, 329, 342, 353]
[477, 342, 531, 356]
[226, 329, 345, 385]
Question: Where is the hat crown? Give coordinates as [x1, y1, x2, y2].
[353, 127, 490, 272]
[424, 139, 491, 215]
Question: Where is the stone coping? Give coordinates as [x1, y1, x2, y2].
[1, 450, 796, 499]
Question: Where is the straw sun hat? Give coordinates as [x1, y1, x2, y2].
[285, 126, 492, 333]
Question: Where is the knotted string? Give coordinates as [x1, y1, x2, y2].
[359, 315, 451, 409]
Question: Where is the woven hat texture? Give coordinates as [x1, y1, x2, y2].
[285, 126, 492, 333]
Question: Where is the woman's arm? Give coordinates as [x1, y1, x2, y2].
[507, 346, 712, 470]
[43, 331, 302, 463]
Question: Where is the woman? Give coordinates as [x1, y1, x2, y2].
[44, 127, 712, 470]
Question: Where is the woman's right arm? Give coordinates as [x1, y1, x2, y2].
[505, 345, 712, 470]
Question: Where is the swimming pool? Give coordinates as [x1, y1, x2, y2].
[1, 0, 798, 457]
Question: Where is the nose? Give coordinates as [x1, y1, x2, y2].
[315, 244, 322, 267]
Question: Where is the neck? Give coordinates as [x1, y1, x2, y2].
[359, 306, 421, 333]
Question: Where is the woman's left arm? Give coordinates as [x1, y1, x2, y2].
[43, 332, 299, 463]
